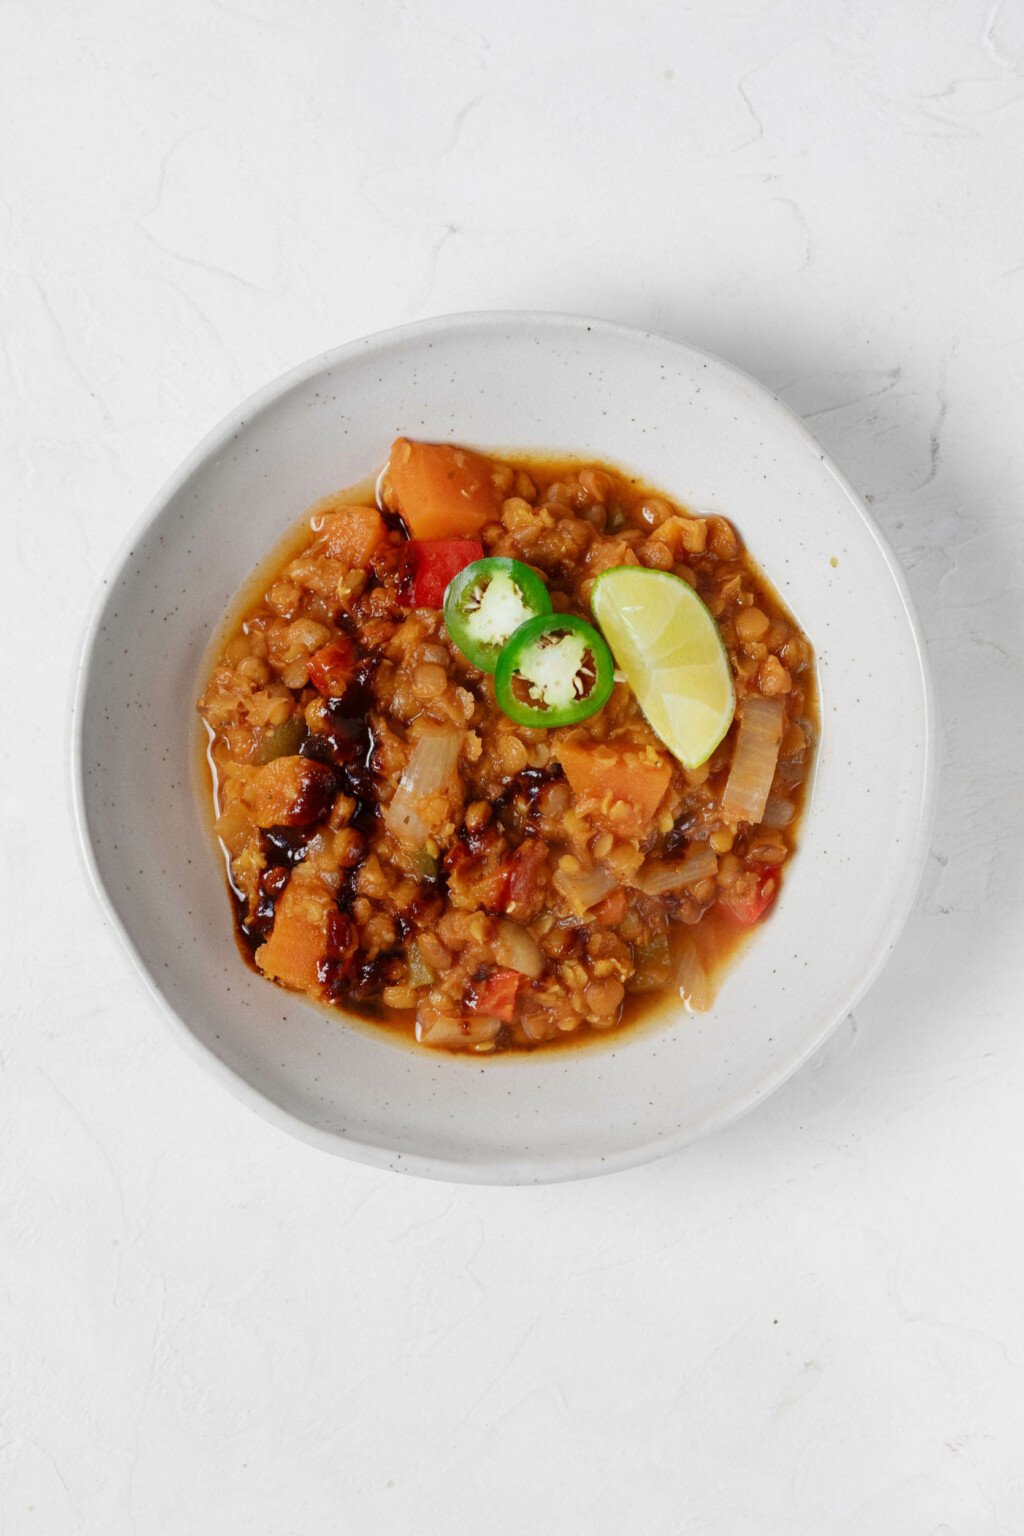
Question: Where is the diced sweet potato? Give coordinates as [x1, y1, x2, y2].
[319, 505, 386, 568]
[255, 870, 338, 992]
[242, 755, 336, 828]
[386, 438, 503, 539]
[554, 736, 671, 840]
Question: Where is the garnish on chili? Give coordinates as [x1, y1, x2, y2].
[493, 613, 615, 727]
[444, 556, 551, 672]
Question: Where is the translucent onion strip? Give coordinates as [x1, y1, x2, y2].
[384, 725, 462, 845]
[760, 793, 795, 829]
[552, 864, 617, 914]
[634, 843, 718, 895]
[721, 696, 785, 825]
[671, 931, 712, 1012]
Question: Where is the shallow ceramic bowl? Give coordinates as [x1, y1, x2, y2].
[72, 313, 935, 1183]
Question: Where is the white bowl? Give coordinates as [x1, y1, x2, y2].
[71, 313, 935, 1183]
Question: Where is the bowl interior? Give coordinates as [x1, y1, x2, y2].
[74, 314, 932, 1181]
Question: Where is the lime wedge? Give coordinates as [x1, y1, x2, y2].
[590, 566, 736, 769]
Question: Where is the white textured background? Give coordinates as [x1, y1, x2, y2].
[3, 2, 1024, 1531]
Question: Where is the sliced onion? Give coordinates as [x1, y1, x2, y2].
[635, 843, 718, 895]
[416, 1007, 499, 1049]
[415, 1009, 463, 1048]
[493, 919, 545, 978]
[721, 696, 785, 825]
[671, 931, 712, 1012]
[552, 864, 618, 915]
[384, 724, 462, 844]
[760, 793, 795, 829]
[775, 758, 805, 787]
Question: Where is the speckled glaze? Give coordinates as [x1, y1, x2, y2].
[70, 312, 935, 1183]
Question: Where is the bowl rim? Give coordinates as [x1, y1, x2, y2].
[69, 309, 938, 1184]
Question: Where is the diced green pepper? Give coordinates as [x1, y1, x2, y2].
[413, 845, 439, 880]
[406, 940, 437, 988]
[628, 932, 672, 992]
[255, 714, 305, 763]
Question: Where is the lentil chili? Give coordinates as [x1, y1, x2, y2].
[197, 442, 817, 1053]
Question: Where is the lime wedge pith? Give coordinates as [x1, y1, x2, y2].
[590, 566, 736, 770]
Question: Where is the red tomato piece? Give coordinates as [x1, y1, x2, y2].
[464, 967, 521, 1022]
[721, 870, 778, 925]
[403, 538, 484, 609]
[307, 636, 358, 698]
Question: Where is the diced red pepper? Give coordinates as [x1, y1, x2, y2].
[464, 967, 520, 1022]
[402, 538, 484, 609]
[307, 636, 358, 698]
[720, 870, 778, 925]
